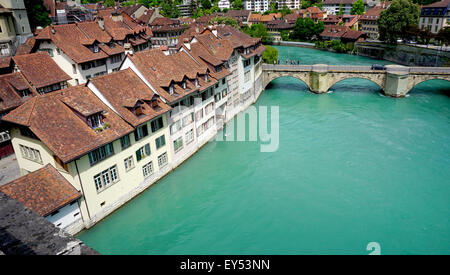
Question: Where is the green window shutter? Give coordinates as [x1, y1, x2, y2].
[161, 135, 165, 146]
[145, 144, 151, 156]
[136, 149, 142, 161]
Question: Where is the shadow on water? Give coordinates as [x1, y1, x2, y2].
[408, 79, 450, 97]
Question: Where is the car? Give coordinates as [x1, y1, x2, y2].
[371, 64, 386, 70]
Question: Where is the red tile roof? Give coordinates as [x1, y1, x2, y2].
[0, 164, 81, 217]
[35, 23, 123, 64]
[12, 52, 71, 89]
[2, 85, 134, 163]
[127, 49, 213, 103]
[88, 69, 172, 127]
[0, 73, 37, 114]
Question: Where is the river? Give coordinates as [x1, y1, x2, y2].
[77, 46, 450, 255]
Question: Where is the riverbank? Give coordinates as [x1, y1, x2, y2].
[271, 40, 450, 67]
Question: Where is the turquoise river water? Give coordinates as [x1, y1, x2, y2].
[78, 46, 450, 255]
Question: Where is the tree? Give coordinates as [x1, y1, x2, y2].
[435, 27, 450, 46]
[350, 0, 365, 15]
[201, 0, 212, 10]
[244, 23, 273, 44]
[378, 0, 420, 44]
[104, 0, 115, 7]
[280, 5, 292, 17]
[289, 18, 324, 41]
[24, 0, 51, 30]
[337, 3, 344, 16]
[262, 45, 278, 64]
[210, 16, 240, 29]
[160, 0, 181, 18]
[231, 0, 243, 10]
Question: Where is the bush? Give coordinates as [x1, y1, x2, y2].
[262, 45, 278, 64]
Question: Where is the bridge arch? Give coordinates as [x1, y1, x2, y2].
[406, 77, 450, 94]
[325, 73, 386, 93]
[263, 72, 311, 91]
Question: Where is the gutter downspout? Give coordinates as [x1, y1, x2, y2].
[75, 159, 91, 220]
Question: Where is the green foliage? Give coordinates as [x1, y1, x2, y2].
[262, 45, 278, 64]
[160, 0, 181, 18]
[201, 0, 212, 9]
[243, 23, 273, 44]
[209, 16, 240, 29]
[350, 0, 365, 15]
[24, 0, 51, 30]
[435, 27, 450, 46]
[378, 0, 420, 44]
[122, 1, 137, 6]
[289, 18, 324, 41]
[104, 0, 115, 7]
[337, 3, 344, 16]
[301, 0, 322, 9]
[231, 0, 243, 10]
[280, 30, 291, 41]
[280, 5, 292, 17]
[315, 40, 351, 53]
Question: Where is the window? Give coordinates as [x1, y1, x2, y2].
[170, 120, 181, 135]
[19, 145, 42, 163]
[142, 161, 153, 178]
[169, 84, 174, 94]
[151, 117, 164, 132]
[197, 125, 204, 136]
[194, 78, 199, 87]
[182, 113, 194, 127]
[243, 59, 251, 67]
[155, 135, 166, 149]
[158, 152, 168, 168]
[185, 129, 194, 145]
[87, 113, 103, 128]
[93, 165, 119, 192]
[244, 71, 251, 83]
[88, 143, 114, 165]
[120, 134, 131, 149]
[134, 124, 149, 141]
[72, 64, 77, 74]
[124, 156, 134, 171]
[110, 54, 122, 63]
[136, 143, 151, 161]
[205, 102, 214, 115]
[173, 136, 183, 152]
[195, 109, 203, 121]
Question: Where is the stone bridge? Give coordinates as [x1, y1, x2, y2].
[262, 64, 450, 97]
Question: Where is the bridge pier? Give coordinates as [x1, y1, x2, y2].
[310, 64, 329, 94]
[384, 71, 410, 98]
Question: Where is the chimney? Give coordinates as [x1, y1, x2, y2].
[183, 38, 191, 50]
[111, 12, 123, 22]
[211, 26, 218, 37]
[97, 16, 105, 30]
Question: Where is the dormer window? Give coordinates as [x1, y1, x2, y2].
[134, 105, 144, 117]
[204, 74, 208, 82]
[19, 89, 31, 98]
[169, 84, 174, 94]
[87, 113, 103, 129]
[93, 45, 99, 53]
[182, 80, 187, 89]
[194, 78, 199, 87]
